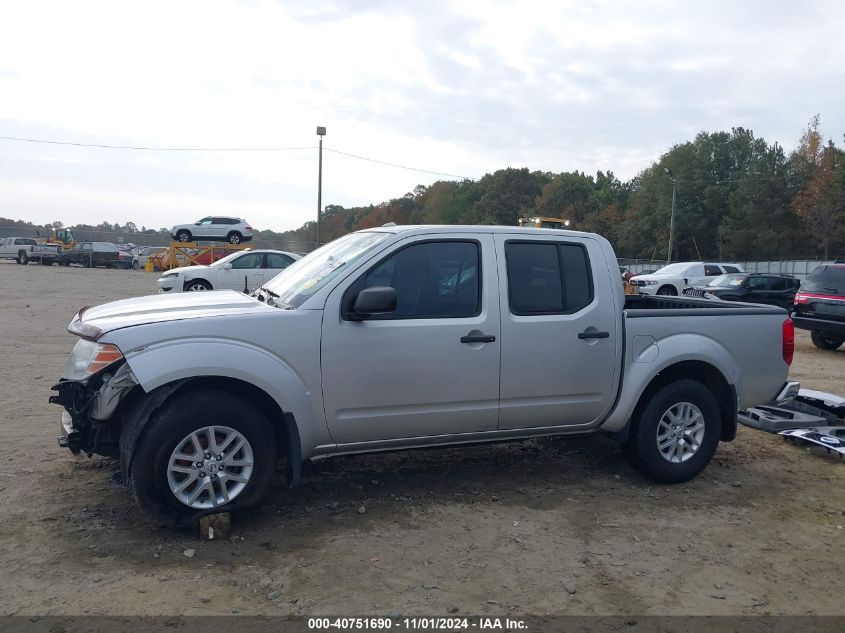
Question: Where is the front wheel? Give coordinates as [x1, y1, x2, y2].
[129, 390, 277, 527]
[622, 379, 721, 483]
[656, 285, 677, 296]
[176, 230, 192, 243]
[17, 252, 28, 265]
[811, 331, 843, 351]
[184, 279, 212, 291]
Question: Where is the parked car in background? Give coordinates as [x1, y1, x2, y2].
[157, 249, 300, 293]
[59, 242, 121, 268]
[631, 262, 744, 296]
[0, 237, 60, 265]
[52, 225, 796, 524]
[132, 246, 168, 270]
[683, 273, 800, 309]
[169, 217, 254, 244]
[791, 264, 845, 350]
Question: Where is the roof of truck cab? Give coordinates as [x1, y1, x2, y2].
[364, 224, 602, 239]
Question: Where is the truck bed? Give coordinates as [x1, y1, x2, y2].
[624, 294, 786, 316]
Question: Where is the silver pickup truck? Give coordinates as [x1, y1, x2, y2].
[0, 237, 60, 265]
[51, 226, 797, 525]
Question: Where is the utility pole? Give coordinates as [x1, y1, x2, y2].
[664, 167, 677, 263]
[316, 126, 326, 249]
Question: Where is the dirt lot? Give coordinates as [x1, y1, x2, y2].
[0, 261, 843, 617]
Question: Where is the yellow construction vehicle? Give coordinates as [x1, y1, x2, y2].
[37, 227, 76, 250]
[517, 215, 570, 229]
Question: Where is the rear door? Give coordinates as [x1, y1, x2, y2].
[495, 234, 619, 429]
[264, 252, 295, 283]
[321, 234, 500, 443]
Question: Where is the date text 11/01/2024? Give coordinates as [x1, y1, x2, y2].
[308, 617, 528, 630]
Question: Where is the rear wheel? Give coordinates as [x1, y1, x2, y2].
[129, 390, 277, 527]
[176, 230, 192, 243]
[622, 379, 721, 483]
[810, 331, 843, 351]
[227, 231, 242, 244]
[184, 279, 212, 291]
[656, 285, 677, 296]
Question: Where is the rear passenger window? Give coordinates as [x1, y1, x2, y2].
[704, 265, 722, 276]
[506, 242, 592, 315]
[723, 265, 740, 273]
[769, 277, 786, 291]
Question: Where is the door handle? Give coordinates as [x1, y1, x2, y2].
[461, 334, 496, 344]
[578, 330, 610, 340]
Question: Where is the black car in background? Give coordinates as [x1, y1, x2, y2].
[683, 273, 800, 309]
[792, 264, 845, 350]
[59, 241, 121, 268]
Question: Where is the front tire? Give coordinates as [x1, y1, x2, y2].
[17, 251, 28, 265]
[656, 285, 677, 296]
[129, 390, 277, 527]
[184, 279, 212, 291]
[622, 379, 721, 483]
[811, 331, 843, 351]
[176, 230, 192, 243]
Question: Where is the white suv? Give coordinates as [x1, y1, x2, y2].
[631, 262, 744, 296]
[170, 217, 254, 244]
[157, 249, 300, 293]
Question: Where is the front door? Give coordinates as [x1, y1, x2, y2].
[321, 235, 500, 444]
[495, 234, 620, 429]
[218, 252, 264, 292]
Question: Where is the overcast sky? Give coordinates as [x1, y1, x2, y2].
[1, 0, 843, 232]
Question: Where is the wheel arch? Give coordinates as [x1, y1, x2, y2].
[117, 376, 304, 488]
[602, 338, 740, 443]
[626, 360, 737, 442]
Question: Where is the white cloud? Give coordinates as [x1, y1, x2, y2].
[1, 0, 844, 231]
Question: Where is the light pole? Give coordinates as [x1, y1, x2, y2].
[316, 126, 326, 248]
[664, 167, 677, 263]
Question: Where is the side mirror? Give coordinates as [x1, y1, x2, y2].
[352, 286, 397, 319]
[195, 222, 201, 226]
[222, 263, 233, 270]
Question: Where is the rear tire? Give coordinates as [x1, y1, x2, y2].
[129, 390, 277, 527]
[811, 331, 843, 351]
[656, 285, 677, 296]
[227, 232, 242, 245]
[622, 379, 721, 483]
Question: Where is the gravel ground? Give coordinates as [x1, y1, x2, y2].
[0, 261, 843, 616]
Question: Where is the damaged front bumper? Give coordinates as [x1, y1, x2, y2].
[50, 362, 139, 456]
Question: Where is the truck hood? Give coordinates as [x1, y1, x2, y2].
[71, 290, 270, 337]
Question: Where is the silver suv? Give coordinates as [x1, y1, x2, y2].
[169, 217, 254, 244]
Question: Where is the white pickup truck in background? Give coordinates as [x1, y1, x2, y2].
[0, 237, 60, 265]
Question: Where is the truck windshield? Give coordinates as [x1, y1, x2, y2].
[263, 232, 390, 308]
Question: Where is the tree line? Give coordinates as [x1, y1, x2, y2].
[2, 117, 843, 260]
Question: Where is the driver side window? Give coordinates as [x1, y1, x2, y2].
[231, 253, 263, 269]
[345, 240, 481, 319]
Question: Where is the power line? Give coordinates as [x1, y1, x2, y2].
[324, 147, 470, 180]
[0, 134, 472, 179]
[0, 135, 315, 151]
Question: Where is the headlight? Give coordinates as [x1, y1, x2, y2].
[644, 280, 658, 285]
[63, 339, 124, 381]
[161, 272, 179, 279]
